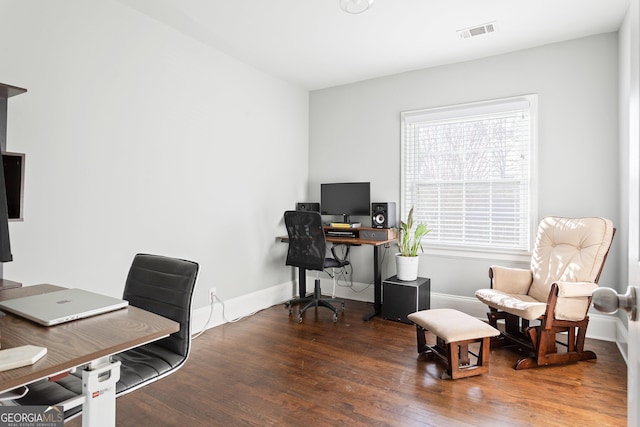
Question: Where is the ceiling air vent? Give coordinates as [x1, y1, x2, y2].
[457, 22, 497, 39]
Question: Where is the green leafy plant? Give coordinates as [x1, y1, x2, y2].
[397, 207, 431, 257]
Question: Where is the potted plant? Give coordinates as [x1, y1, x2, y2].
[396, 207, 430, 281]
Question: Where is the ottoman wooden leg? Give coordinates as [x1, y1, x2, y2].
[446, 338, 491, 379]
[447, 342, 459, 379]
[480, 337, 490, 367]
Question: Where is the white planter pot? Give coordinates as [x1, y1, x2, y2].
[395, 254, 420, 281]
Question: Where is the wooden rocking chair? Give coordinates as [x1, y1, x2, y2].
[475, 217, 615, 369]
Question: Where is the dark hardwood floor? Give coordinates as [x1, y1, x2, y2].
[70, 300, 627, 426]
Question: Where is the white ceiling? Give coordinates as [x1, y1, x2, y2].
[118, 0, 630, 90]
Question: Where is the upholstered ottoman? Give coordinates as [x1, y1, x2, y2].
[407, 308, 500, 379]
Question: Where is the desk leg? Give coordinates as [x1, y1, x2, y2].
[363, 245, 383, 321]
[81, 357, 121, 427]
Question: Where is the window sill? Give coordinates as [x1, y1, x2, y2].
[421, 246, 531, 263]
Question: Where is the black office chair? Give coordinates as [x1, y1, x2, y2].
[112, 253, 199, 394]
[17, 253, 199, 419]
[284, 210, 349, 323]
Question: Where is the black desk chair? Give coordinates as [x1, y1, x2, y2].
[17, 253, 199, 420]
[112, 253, 199, 394]
[284, 210, 349, 323]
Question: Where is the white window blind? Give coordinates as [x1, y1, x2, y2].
[401, 95, 537, 254]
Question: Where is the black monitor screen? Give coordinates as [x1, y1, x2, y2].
[321, 182, 370, 222]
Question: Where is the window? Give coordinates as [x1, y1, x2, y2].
[401, 95, 537, 255]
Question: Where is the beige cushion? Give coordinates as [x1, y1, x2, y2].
[475, 289, 547, 321]
[475, 287, 595, 321]
[554, 297, 592, 321]
[553, 281, 598, 321]
[407, 308, 499, 344]
[489, 266, 532, 294]
[528, 217, 614, 302]
[556, 281, 598, 297]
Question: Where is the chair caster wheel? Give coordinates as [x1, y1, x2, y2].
[333, 313, 338, 322]
[341, 303, 345, 312]
[297, 314, 303, 324]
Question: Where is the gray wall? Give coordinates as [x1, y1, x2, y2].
[0, 1, 624, 310]
[0, 0, 308, 310]
[309, 33, 621, 298]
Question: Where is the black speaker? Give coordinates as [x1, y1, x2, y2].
[296, 202, 320, 212]
[383, 276, 430, 324]
[371, 202, 396, 229]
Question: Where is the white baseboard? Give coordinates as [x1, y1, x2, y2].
[191, 279, 628, 361]
[192, 282, 293, 334]
[615, 317, 629, 364]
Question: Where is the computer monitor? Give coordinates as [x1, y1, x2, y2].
[320, 182, 370, 223]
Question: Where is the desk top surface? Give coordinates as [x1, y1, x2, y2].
[0, 284, 179, 393]
[326, 235, 395, 246]
[278, 234, 395, 247]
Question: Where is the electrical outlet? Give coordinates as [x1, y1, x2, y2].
[209, 288, 217, 303]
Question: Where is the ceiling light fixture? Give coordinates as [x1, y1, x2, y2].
[339, 0, 375, 14]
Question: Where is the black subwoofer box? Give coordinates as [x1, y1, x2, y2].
[382, 275, 430, 324]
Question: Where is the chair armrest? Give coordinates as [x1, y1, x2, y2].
[545, 282, 597, 322]
[555, 281, 598, 297]
[489, 266, 532, 294]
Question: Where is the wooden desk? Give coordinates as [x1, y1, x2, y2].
[0, 279, 21, 291]
[0, 284, 179, 425]
[280, 227, 396, 320]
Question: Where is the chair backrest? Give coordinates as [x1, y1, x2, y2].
[123, 253, 199, 357]
[284, 210, 327, 272]
[528, 217, 614, 302]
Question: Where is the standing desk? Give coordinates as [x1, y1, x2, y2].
[0, 284, 179, 427]
[280, 227, 396, 320]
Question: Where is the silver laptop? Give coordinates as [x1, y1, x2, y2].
[0, 288, 129, 326]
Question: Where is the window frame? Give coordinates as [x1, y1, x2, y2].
[400, 94, 538, 261]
